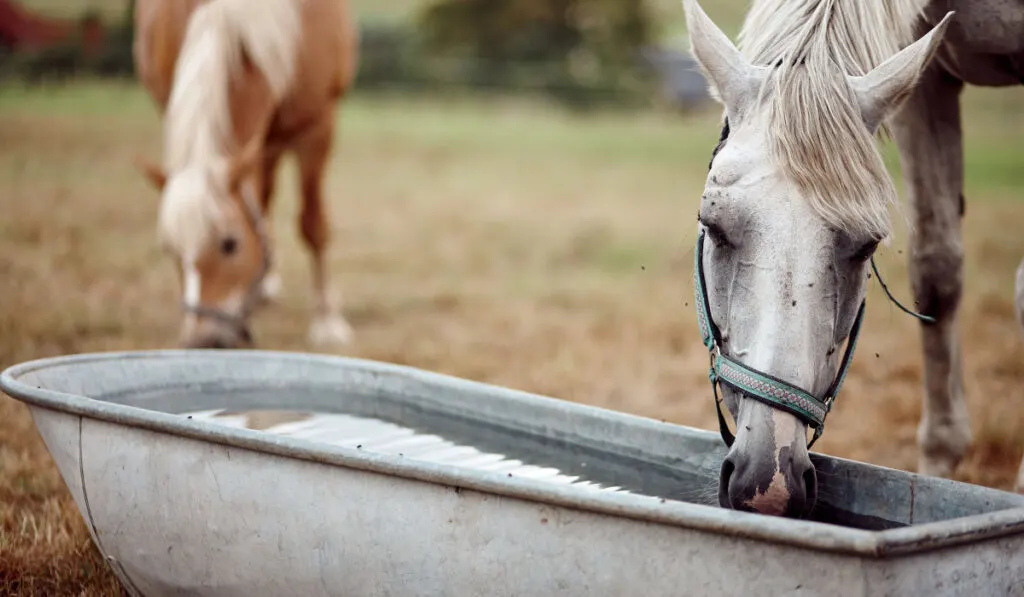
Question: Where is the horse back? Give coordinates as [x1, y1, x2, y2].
[134, 0, 358, 144]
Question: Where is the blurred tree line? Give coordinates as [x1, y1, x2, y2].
[2, 0, 657, 109]
[411, 0, 654, 105]
[0, 0, 135, 82]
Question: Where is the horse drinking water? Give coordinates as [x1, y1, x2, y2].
[682, 0, 1024, 517]
[133, 0, 358, 349]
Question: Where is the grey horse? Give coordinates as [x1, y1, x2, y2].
[682, 0, 1024, 517]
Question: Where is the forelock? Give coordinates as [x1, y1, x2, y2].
[727, 0, 927, 239]
[158, 168, 228, 260]
[763, 56, 895, 239]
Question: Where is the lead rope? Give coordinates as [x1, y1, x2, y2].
[869, 257, 936, 324]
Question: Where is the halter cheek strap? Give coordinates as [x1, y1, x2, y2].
[694, 228, 865, 449]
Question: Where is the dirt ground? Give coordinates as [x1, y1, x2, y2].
[1, 79, 1023, 594]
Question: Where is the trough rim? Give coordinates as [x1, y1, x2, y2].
[3, 349, 1024, 560]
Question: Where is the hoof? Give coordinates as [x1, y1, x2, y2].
[308, 314, 354, 347]
[917, 456, 957, 479]
[917, 417, 971, 480]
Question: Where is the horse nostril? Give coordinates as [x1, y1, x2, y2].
[718, 457, 736, 509]
[803, 466, 818, 515]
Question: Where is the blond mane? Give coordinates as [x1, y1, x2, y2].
[158, 0, 302, 256]
[736, 0, 929, 239]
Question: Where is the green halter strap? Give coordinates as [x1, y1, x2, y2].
[695, 228, 874, 449]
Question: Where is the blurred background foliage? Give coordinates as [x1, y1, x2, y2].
[1, 0, 703, 110]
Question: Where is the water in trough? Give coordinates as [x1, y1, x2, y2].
[166, 386, 906, 531]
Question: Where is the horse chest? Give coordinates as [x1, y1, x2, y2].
[937, 45, 1024, 86]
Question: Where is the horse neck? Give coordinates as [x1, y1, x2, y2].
[173, 74, 277, 176]
[162, 0, 300, 172]
[138, 0, 206, 109]
[227, 68, 279, 159]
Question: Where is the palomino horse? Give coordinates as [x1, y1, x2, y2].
[133, 0, 359, 349]
[682, 0, 1024, 518]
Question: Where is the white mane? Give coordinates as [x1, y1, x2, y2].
[158, 0, 302, 255]
[735, 0, 929, 239]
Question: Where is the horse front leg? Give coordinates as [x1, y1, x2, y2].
[293, 110, 353, 348]
[256, 144, 285, 305]
[891, 65, 972, 479]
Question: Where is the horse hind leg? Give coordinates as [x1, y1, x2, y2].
[293, 110, 353, 347]
[891, 66, 972, 479]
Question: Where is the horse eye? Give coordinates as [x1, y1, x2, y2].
[221, 237, 238, 256]
[701, 220, 732, 248]
[852, 240, 879, 262]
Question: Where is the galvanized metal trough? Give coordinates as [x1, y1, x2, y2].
[3, 350, 1024, 597]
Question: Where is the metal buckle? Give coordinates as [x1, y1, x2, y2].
[707, 345, 719, 383]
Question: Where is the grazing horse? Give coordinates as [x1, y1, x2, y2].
[133, 0, 359, 349]
[682, 0, 1024, 518]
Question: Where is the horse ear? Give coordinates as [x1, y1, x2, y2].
[135, 157, 167, 191]
[849, 11, 954, 133]
[681, 0, 762, 120]
[227, 136, 263, 194]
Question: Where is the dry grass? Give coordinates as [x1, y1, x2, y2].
[0, 398, 125, 596]
[1, 79, 1023, 594]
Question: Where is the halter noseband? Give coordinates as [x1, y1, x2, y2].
[693, 228, 933, 449]
[181, 180, 271, 344]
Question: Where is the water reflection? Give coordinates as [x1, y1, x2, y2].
[187, 408, 652, 498]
